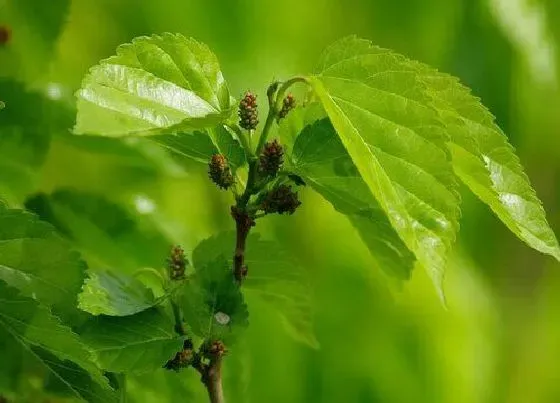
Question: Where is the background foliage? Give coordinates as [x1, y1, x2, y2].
[1, 0, 560, 402]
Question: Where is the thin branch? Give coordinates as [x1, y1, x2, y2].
[231, 206, 254, 284]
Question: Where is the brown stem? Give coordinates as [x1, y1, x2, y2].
[231, 206, 254, 283]
[191, 349, 225, 403]
[202, 357, 225, 403]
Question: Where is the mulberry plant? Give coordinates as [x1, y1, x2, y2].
[0, 32, 558, 403]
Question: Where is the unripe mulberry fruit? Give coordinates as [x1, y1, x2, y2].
[208, 154, 234, 190]
[259, 139, 284, 176]
[278, 94, 296, 120]
[261, 185, 301, 215]
[167, 245, 188, 281]
[239, 91, 258, 130]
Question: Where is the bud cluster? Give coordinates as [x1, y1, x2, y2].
[164, 340, 194, 371]
[168, 245, 188, 281]
[261, 184, 301, 215]
[278, 93, 296, 120]
[239, 91, 258, 130]
[258, 139, 284, 176]
[208, 154, 234, 190]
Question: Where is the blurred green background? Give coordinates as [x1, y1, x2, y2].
[1, 0, 560, 402]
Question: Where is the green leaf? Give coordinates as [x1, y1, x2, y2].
[419, 72, 560, 261]
[310, 37, 461, 299]
[193, 232, 318, 348]
[153, 124, 246, 171]
[0, 281, 117, 403]
[78, 271, 158, 316]
[0, 203, 85, 321]
[80, 308, 183, 374]
[75, 33, 233, 137]
[182, 256, 248, 344]
[316, 36, 560, 263]
[25, 189, 173, 274]
[282, 115, 415, 280]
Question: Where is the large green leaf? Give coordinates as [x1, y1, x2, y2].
[75, 33, 232, 137]
[316, 36, 560, 263]
[280, 113, 415, 280]
[0, 203, 85, 321]
[80, 308, 183, 374]
[181, 256, 248, 345]
[25, 189, 173, 274]
[0, 282, 117, 403]
[310, 37, 461, 299]
[193, 232, 317, 348]
[78, 271, 158, 316]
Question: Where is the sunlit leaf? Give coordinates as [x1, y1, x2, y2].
[421, 71, 560, 261]
[75, 33, 233, 137]
[316, 36, 560, 265]
[310, 36, 461, 299]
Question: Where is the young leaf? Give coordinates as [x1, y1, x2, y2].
[310, 38, 461, 299]
[0, 202, 85, 321]
[193, 232, 318, 348]
[316, 36, 560, 262]
[153, 124, 246, 171]
[78, 271, 158, 316]
[25, 189, 173, 274]
[74, 33, 232, 137]
[80, 308, 183, 374]
[181, 256, 249, 344]
[0, 282, 117, 403]
[283, 115, 415, 280]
